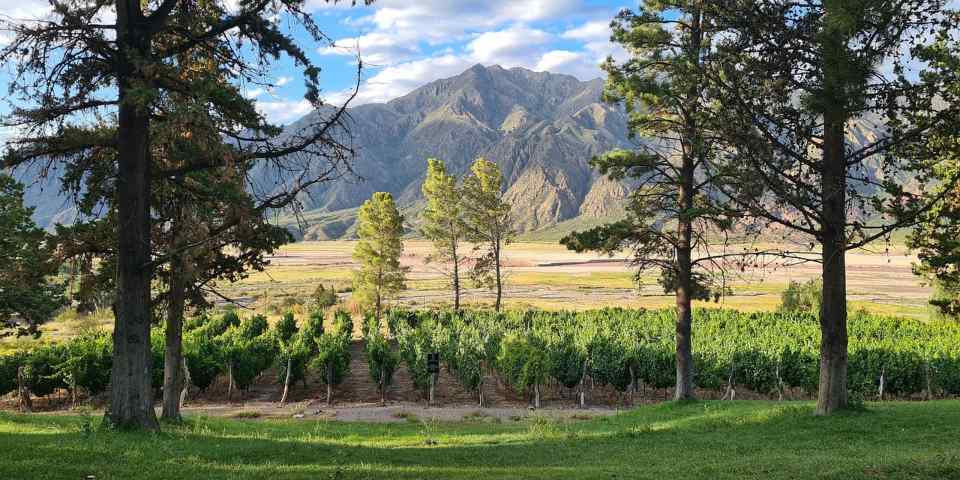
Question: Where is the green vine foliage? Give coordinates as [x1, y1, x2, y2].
[7, 307, 960, 402]
[364, 317, 400, 389]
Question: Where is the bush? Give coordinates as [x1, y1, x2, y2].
[150, 327, 165, 390]
[497, 333, 549, 397]
[23, 344, 67, 397]
[56, 331, 112, 396]
[312, 284, 339, 310]
[184, 327, 223, 392]
[0, 353, 23, 396]
[218, 319, 276, 394]
[274, 312, 298, 344]
[364, 318, 400, 401]
[780, 279, 822, 314]
[309, 314, 353, 395]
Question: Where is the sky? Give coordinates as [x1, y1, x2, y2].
[0, 0, 634, 127]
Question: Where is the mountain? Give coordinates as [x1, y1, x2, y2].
[16, 64, 633, 239]
[273, 64, 632, 240]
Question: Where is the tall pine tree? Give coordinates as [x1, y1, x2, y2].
[1, 0, 367, 429]
[353, 192, 407, 322]
[561, 2, 741, 400]
[710, 0, 960, 414]
[462, 158, 514, 312]
[420, 158, 468, 310]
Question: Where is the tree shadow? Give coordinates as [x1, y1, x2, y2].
[2, 401, 960, 479]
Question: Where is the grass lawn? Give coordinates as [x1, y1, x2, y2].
[2, 401, 958, 479]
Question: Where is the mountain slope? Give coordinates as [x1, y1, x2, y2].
[15, 64, 633, 239]
[277, 64, 632, 240]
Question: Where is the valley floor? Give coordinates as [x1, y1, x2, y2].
[239, 240, 933, 318]
[2, 401, 958, 479]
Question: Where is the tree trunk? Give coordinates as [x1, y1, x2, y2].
[429, 372, 438, 406]
[534, 383, 541, 409]
[494, 240, 503, 312]
[816, 111, 849, 415]
[108, 0, 158, 431]
[673, 2, 701, 403]
[161, 245, 187, 421]
[280, 357, 293, 405]
[452, 244, 461, 311]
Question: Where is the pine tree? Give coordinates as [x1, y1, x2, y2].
[353, 192, 408, 322]
[462, 159, 514, 312]
[0, 0, 367, 429]
[561, 2, 740, 400]
[0, 174, 65, 337]
[420, 158, 468, 310]
[710, 0, 960, 414]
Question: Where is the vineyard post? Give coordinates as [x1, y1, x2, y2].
[776, 362, 784, 402]
[326, 363, 334, 406]
[180, 356, 190, 408]
[723, 362, 736, 401]
[578, 358, 588, 409]
[17, 366, 31, 412]
[226, 362, 234, 402]
[878, 366, 885, 402]
[379, 369, 387, 406]
[280, 357, 293, 405]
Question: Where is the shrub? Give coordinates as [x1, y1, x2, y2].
[312, 284, 339, 310]
[56, 331, 112, 396]
[309, 315, 353, 403]
[0, 353, 23, 396]
[184, 327, 223, 392]
[497, 333, 549, 400]
[780, 279, 822, 314]
[22, 344, 67, 397]
[364, 317, 400, 402]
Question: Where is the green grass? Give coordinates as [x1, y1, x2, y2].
[2, 401, 959, 479]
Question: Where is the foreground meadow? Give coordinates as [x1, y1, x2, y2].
[2, 401, 958, 479]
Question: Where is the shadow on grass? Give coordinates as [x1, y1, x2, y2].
[2, 401, 960, 479]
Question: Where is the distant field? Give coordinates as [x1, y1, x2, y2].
[224, 240, 933, 318]
[2, 401, 959, 479]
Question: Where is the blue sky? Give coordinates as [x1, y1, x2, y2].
[258, 0, 634, 123]
[0, 0, 634, 127]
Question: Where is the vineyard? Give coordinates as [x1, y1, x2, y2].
[3, 307, 959, 408]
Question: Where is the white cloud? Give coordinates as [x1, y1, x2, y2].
[561, 20, 611, 42]
[275, 76, 292, 87]
[327, 54, 475, 106]
[535, 50, 600, 80]
[467, 25, 552, 66]
[320, 31, 421, 65]
[361, 0, 578, 41]
[256, 98, 314, 124]
[0, 0, 52, 21]
[244, 87, 265, 99]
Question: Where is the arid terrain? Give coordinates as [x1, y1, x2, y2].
[224, 240, 932, 319]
